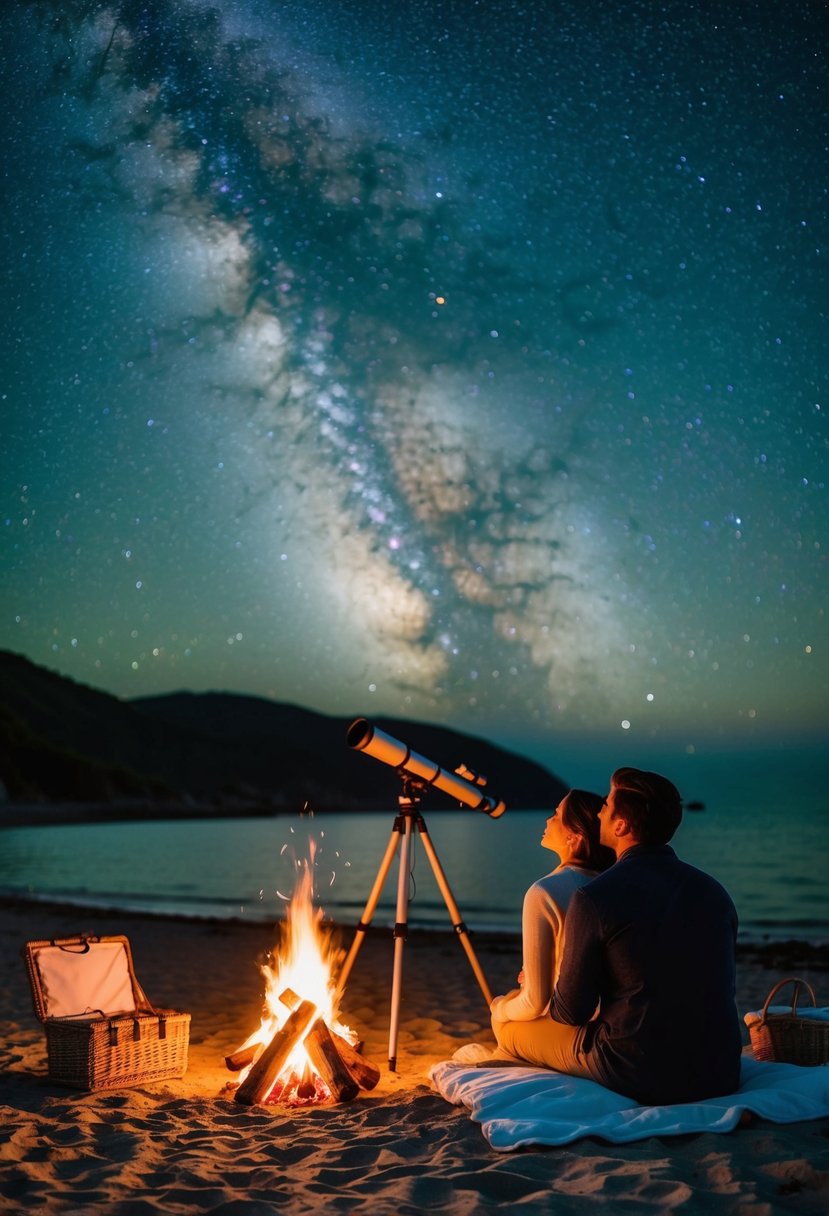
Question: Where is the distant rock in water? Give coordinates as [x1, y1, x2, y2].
[0, 649, 566, 816]
[684, 800, 706, 812]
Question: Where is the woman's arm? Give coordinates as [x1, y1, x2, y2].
[491, 883, 561, 1022]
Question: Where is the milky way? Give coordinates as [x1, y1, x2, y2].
[1, 0, 826, 765]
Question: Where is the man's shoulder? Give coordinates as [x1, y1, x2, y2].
[582, 847, 728, 898]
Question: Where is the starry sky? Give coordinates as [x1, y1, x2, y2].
[1, 0, 826, 774]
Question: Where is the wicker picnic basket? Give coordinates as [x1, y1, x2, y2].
[23, 934, 190, 1091]
[747, 977, 829, 1067]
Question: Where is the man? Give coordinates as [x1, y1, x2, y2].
[494, 767, 742, 1105]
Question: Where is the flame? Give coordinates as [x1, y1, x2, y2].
[238, 842, 354, 1103]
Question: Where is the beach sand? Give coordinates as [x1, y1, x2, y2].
[1, 898, 827, 1215]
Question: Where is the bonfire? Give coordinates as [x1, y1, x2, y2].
[225, 846, 379, 1105]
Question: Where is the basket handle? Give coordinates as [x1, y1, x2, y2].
[760, 976, 817, 1023]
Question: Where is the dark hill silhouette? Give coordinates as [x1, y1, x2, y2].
[0, 650, 565, 815]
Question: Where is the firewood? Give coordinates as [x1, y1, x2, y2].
[278, 988, 380, 1090]
[234, 1000, 317, 1105]
[326, 1032, 380, 1090]
[304, 1019, 359, 1102]
[225, 1042, 261, 1071]
[279, 987, 305, 1007]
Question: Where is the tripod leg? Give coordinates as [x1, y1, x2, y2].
[387, 812, 414, 1071]
[333, 822, 401, 1004]
[416, 818, 494, 1007]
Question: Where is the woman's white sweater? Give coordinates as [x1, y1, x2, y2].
[490, 864, 598, 1023]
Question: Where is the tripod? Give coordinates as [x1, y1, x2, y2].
[333, 779, 494, 1071]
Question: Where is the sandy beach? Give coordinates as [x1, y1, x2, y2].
[1, 897, 827, 1215]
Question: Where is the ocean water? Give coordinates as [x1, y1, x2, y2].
[1, 793, 826, 945]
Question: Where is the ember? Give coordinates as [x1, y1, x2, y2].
[225, 846, 379, 1106]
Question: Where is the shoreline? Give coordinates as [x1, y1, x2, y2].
[1, 896, 828, 1213]
[2, 890, 827, 1021]
[4, 802, 827, 955]
[2, 890, 827, 956]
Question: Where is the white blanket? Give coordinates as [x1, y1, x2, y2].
[429, 1056, 829, 1150]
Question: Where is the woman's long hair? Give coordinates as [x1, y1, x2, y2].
[560, 789, 615, 872]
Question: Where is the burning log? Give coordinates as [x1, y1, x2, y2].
[234, 999, 318, 1106]
[279, 987, 380, 1090]
[327, 1031, 381, 1091]
[225, 1042, 261, 1071]
[303, 1020, 359, 1102]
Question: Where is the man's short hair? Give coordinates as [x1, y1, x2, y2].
[610, 767, 682, 845]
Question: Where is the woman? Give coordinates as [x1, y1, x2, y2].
[490, 789, 613, 1036]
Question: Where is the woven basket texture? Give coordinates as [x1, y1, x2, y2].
[45, 1009, 190, 1090]
[749, 977, 829, 1067]
[24, 935, 190, 1091]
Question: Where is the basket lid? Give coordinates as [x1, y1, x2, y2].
[23, 935, 146, 1021]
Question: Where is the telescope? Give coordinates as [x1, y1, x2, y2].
[340, 717, 506, 1066]
[346, 718, 506, 818]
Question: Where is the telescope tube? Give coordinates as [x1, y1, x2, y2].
[346, 718, 506, 818]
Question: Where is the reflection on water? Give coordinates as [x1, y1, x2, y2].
[0, 802, 826, 943]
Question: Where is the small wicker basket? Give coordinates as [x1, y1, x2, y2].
[746, 977, 829, 1067]
[24, 934, 190, 1091]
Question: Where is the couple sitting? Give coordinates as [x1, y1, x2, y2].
[490, 767, 743, 1106]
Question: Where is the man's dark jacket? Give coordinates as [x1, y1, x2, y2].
[552, 844, 742, 1105]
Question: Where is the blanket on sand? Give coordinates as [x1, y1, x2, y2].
[429, 1055, 829, 1150]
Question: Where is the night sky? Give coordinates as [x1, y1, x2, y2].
[1, 0, 826, 771]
